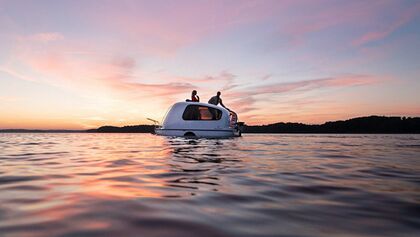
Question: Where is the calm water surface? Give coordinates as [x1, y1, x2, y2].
[0, 133, 419, 237]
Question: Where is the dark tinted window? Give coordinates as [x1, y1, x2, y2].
[182, 105, 222, 120]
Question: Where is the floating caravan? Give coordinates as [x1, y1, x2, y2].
[154, 102, 243, 138]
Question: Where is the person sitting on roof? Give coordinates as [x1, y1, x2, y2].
[191, 90, 200, 102]
[186, 90, 200, 102]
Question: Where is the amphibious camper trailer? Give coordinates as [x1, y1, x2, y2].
[155, 102, 242, 138]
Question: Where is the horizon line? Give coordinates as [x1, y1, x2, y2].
[1, 115, 418, 131]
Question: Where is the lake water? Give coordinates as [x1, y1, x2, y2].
[0, 133, 419, 237]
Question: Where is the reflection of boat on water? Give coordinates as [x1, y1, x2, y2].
[154, 102, 243, 138]
[164, 137, 242, 192]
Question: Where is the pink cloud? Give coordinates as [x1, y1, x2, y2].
[249, 74, 380, 95]
[264, 0, 419, 51]
[81, 0, 292, 57]
[216, 74, 384, 122]
[25, 32, 64, 42]
[352, 2, 420, 46]
[5, 36, 196, 104]
[6, 31, 244, 105]
[270, 1, 388, 48]
[0, 66, 35, 82]
[111, 81, 193, 97]
[193, 71, 237, 91]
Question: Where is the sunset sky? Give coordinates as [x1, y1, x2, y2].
[1, 0, 419, 129]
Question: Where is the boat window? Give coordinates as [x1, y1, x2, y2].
[182, 105, 222, 120]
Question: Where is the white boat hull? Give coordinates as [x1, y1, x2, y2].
[155, 128, 240, 138]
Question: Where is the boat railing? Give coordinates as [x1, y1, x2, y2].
[147, 118, 161, 128]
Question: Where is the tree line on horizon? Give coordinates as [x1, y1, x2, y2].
[242, 116, 420, 133]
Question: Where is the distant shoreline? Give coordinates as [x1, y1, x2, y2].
[1, 116, 419, 134]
